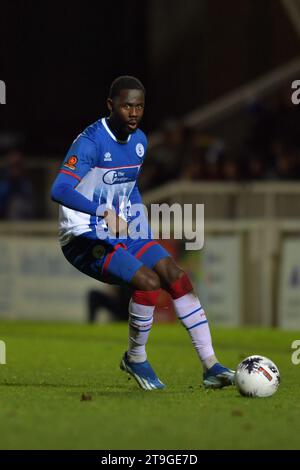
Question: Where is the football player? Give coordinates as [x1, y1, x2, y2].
[51, 76, 235, 390]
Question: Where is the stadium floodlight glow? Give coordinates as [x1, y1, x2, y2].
[0, 80, 6, 104]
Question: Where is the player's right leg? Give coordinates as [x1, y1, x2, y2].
[103, 257, 166, 391]
[61, 235, 165, 391]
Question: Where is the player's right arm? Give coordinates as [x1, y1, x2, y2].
[51, 135, 104, 216]
[51, 135, 128, 235]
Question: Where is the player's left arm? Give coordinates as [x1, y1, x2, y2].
[128, 133, 152, 238]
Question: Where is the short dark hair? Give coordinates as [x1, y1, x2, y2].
[109, 75, 145, 99]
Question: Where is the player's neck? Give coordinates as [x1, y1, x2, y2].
[106, 117, 129, 143]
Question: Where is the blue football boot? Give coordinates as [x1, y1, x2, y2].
[120, 352, 166, 391]
[203, 363, 235, 389]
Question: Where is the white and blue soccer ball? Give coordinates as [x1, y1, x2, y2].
[235, 355, 280, 397]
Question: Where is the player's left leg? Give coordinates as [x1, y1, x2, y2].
[153, 257, 235, 389]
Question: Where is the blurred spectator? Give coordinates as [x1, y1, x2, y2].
[197, 135, 224, 181]
[141, 119, 185, 190]
[137, 161, 158, 192]
[247, 156, 266, 180]
[239, 146, 267, 180]
[0, 150, 36, 220]
[269, 141, 299, 180]
[272, 86, 300, 150]
[244, 87, 300, 180]
[139, 86, 300, 191]
[87, 285, 131, 323]
[222, 156, 241, 181]
[180, 131, 225, 181]
[181, 154, 206, 180]
[205, 157, 222, 180]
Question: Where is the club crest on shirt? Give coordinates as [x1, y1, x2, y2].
[92, 245, 105, 259]
[136, 143, 144, 158]
[64, 155, 78, 170]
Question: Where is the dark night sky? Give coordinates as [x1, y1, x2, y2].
[1, 0, 299, 156]
[0, 0, 149, 154]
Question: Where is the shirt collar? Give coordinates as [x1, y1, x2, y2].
[101, 118, 131, 144]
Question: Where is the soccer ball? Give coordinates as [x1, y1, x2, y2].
[235, 355, 280, 397]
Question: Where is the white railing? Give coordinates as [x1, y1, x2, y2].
[1, 218, 299, 328]
[143, 181, 300, 219]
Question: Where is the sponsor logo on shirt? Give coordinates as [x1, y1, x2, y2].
[103, 168, 137, 185]
[64, 155, 78, 170]
[136, 143, 144, 158]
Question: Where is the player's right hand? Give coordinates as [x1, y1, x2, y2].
[104, 209, 128, 237]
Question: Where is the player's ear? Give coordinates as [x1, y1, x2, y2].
[107, 98, 113, 112]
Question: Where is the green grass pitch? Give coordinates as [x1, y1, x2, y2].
[0, 320, 299, 450]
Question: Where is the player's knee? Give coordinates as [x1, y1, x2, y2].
[157, 257, 186, 286]
[132, 266, 161, 291]
[144, 272, 161, 291]
[137, 271, 161, 291]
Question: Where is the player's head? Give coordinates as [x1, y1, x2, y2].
[109, 75, 145, 100]
[107, 76, 145, 134]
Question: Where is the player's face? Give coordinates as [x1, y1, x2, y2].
[107, 89, 145, 134]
